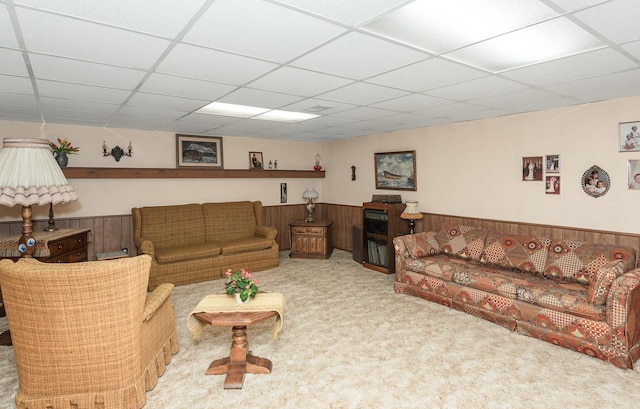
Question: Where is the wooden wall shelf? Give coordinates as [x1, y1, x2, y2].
[62, 167, 325, 179]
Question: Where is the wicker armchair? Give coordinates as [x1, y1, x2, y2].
[0, 255, 179, 409]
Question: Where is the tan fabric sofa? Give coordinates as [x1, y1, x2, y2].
[394, 223, 640, 369]
[0, 255, 179, 409]
[132, 201, 279, 290]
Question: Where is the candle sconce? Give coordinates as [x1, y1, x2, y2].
[102, 141, 133, 162]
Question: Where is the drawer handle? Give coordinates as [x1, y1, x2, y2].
[58, 245, 63, 249]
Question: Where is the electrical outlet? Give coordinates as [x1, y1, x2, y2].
[121, 248, 128, 254]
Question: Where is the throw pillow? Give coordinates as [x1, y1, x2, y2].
[586, 260, 625, 305]
[403, 232, 440, 258]
[434, 223, 487, 261]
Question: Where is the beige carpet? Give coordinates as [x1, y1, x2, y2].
[2, 250, 640, 408]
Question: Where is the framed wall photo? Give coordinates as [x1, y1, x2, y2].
[582, 165, 610, 198]
[545, 154, 560, 173]
[522, 156, 543, 181]
[628, 160, 640, 189]
[176, 134, 223, 168]
[619, 121, 640, 152]
[374, 150, 416, 191]
[249, 152, 263, 169]
[545, 176, 560, 194]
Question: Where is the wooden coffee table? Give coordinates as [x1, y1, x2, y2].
[193, 310, 279, 389]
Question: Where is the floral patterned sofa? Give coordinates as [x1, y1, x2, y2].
[393, 223, 640, 369]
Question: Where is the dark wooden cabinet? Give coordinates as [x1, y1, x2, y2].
[362, 202, 407, 274]
[44, 230, 90, 263]
[289, 220, 333, 259]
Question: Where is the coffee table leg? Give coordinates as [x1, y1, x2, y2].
[205, 325, 273, 389]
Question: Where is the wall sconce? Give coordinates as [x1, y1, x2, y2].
[102, 141, 133, 162]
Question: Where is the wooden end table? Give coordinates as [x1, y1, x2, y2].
[193, 310, 278, 389]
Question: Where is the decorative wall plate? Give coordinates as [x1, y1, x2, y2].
[582, 165, 609, 198]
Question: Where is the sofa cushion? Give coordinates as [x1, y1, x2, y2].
[399, 253, 462, 282]
[202, 202, 258, 242]
[544, 240, 636, 285]
[480, 232, 551, 274]
[138, 204, 206, 248]
[435, 224, 487, 261]
[215, 237, 275, 255]
[402, 232, 440, 258]
[154, 243, 220, 264]
[586, 260, 625, 305]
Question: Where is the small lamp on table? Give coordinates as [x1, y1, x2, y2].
[400, 200, 423, 234]
[302, 187, 319, 223]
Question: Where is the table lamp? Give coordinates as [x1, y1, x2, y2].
[302, 187, 319, 222]
[0, 138, 78, 257]
[400, 200, 423, 234]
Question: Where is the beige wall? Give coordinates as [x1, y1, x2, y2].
[1, 95, 639, 234]
[323, 95, 640, 234]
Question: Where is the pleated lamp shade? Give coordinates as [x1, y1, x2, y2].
[0, 138, 78, 257]
[0, 138, 78, 207]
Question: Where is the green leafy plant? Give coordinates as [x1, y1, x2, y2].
[49, 138, 79, 154]
[224, 268, 259, 302]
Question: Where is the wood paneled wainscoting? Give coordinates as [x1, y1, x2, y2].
[0, 203, 365, 261]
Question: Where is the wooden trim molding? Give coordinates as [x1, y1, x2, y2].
[62, 167, 325, 179]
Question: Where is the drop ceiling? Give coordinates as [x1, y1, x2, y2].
[1, 0, 640, 141]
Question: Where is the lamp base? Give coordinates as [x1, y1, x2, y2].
[44, 202, 58, 232]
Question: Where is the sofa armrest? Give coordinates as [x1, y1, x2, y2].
[144, 283, 175, 322]
[135, 236, 156, 256]
[607, 269, 640, 350]
[255, 225, 277, 240]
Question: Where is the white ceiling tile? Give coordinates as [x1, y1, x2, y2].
[17, 8, 170, 69]
[139, 74, 237, 101]
[367, 58, 487, 92]
[29, 54, 146, 89]
[218, 88, 305, 109]
[363, 0, 559, 54]
[573, 0, 640, 44]
[331, 107, 398, 121]
[247, 67, 354, 97]
[0, 92, 37, 107]
[291, 32, 428, 80]
[425, 76, 529, 100]
[0, 4, 18, 48]
[472, 89, 573, 112]
[40, 108, 113, 124]
[178, 113, 240, 127]
[156, 43, 278, 85]
[317, 82, 409, 105]
[280, 99, 356, 116]
[13, 0, 208, 38]
[105, 115, 175, 131]
[445, 17, 605, 73]
[0, 74, 32, 94]
[272, 0, 410, 26]
[36, 80, 130, 103]
[621, 40, 640, 61]
[414, 102, 490, 118]
[0, 49, 28, 76]
[116, 105, 188, 120]
[372, 93, 451, 111]
[502, 48, 637, 86]
[544, 69, 640, 101]
[39, 96, 119, 113]
[127, 92, 209, 111]
[184, 0, 346, 63]
[546, 0, 609, 12]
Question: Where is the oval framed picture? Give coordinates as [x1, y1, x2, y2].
[582, 165, 609, 198]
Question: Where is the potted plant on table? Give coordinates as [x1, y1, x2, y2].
[49, 138, 79, 167]
[224, 268, 259, 303]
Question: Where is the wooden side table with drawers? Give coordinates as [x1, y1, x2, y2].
[289, 219, 333, 259]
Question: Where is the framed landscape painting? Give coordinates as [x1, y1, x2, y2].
[374, 150, 416, 191]
[176, 134, 223, 168]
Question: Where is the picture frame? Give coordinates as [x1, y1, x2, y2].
[176, 134, 223, 169]
[627, 160, 640, 189]
[249, 152, 264, 169]
[545, 176, 560, 195]
[582, 165, 610, 198]
[280, 183, 287, 203]
[374, 150, 416, 191]
[619, 121, 640, 152]
[545, 154, 560, 173]
[522, 156, 543, 181]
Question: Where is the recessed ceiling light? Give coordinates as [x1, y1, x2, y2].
[253, 110, 319, 123]
[196, 102, 269, 118]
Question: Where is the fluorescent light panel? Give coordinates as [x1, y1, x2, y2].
[363, 0, 604, 72]
[196, 102, 319, 123]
